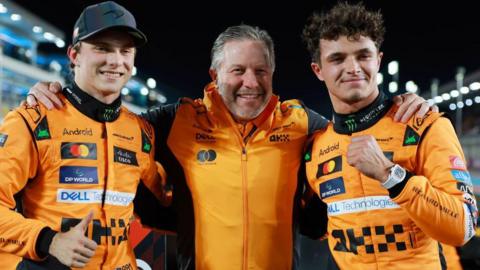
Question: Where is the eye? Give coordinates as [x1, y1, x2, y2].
[95, 46, 108, 52]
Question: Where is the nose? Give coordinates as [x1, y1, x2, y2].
[242, 70, 260, 89]
[106, 50, 123, 67]
[345, 57, 361, 74]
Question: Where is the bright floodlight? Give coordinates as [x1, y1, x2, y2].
[460, 86, 469, 94]
[441, 93, 450, 101]
[140, 87, 149, 96]
[449, 103, 456, 111]
[450, 90, 459, 98]
[388, 61, 399, 75]
[469, 82, 480, 91]
[405, 81, 418, 93]
[388, 82, 398, 93]
[147, 78, 156, 89]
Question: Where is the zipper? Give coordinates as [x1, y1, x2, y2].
[241, 146, 248, 270]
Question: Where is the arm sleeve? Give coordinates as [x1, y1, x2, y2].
[0, 110, 50, 259]
[390, 117, 477, 246]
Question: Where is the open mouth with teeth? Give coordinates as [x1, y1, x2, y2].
[236, 93, 264, 100]
[99, 71, 124, 79]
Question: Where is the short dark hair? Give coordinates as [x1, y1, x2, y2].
[302, 2, 385, 63]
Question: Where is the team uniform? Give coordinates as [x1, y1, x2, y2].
[135, 82, 328, 270]
[0, 82, 164, 269]
[305, 92, 477, 269]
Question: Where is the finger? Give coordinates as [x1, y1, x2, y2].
[392, 94, 403, 105]
[432, 104, 439, 113]
[49, 82, 64, 108]
[50, 81, 63, 93]
[415, 102, 430, 118]
[77, 245, 96, 259]
[75, 211, 94, 232]
[400, 99, 423, 123]
[72, 259, 87, 268]
[35, 94, 55, 110]
[26, 94, 38, 107]
[82, 238, 98, 251]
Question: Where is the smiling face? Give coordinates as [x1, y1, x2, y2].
[69, 29, 136, 104]
[311, 35, 383, 114]
[209, 40, 273, 123]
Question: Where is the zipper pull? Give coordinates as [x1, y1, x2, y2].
[242, 147, 247, 161]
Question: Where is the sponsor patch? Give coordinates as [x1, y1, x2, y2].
[457, 182, 474, 195]
[197, 149, 217, 163]
[62, 128, 93, 136]
[327, 196, 400, 216]
[141, 129, 152, 153]
[451, 170, 472, 184]
[60, 166, 98, 184]
[449, 156, 467, 170]
[316, 156, 342, 178]
[34, 117, 51, 140]
[56, 189, 135, 206]
[0, 133, 8, 147]
[61, 142, 97, 160]
[113, 147, 138, 166]
[319, 177, 345, 199]
[403, 126, 420, 146]
[319, 142, 339, 156]
[269, 134, 290, 142]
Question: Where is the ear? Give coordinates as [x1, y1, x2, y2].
[310, 62, 325, 81]
[67, 45, 79, 66]
[377, 51, 383, 70]
[209, 68, 217, 81]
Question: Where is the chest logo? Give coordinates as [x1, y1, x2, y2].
[197, 149, 217, 163]
[114, 147, 138, 166]
[316, 156, 342, 178]
[61, 142, 97, 160]
[319, 177, 346, 199]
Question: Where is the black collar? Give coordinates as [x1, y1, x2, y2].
[332, 91, 393, 134]
[62, 80, 122, 123]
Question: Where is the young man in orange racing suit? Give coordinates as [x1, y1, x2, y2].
[27, 24, 434, 270]
[302, 2, 477, 269]
[0, 2, 170, 269]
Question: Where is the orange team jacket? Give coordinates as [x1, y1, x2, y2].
[305, 94, 477, 270]
[0, 86, 164, 269]
[135, 82, 329, 270]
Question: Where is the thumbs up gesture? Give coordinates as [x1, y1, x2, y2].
[49, 211, 98, 268]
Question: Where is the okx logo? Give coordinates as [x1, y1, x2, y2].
[197, 149, 217, 163]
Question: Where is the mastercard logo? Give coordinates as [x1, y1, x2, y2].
[61, 142, 97, 160]
[70, 144, 90, 157]
[316, 156, 342, 178]
[322, 160, 336, 175]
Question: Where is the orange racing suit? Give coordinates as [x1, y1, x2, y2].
[305, 92, 477, 269]
[0, 82, 164, 269]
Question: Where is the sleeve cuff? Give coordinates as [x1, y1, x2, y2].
[36, 227, 57, 258]
[388, 171, 414, 198]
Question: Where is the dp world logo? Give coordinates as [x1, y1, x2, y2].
[197, 149, 217, 163]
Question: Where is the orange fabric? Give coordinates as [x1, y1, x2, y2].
[0, 97, 160, 269]
[306, 109, 476, 269]
[168, 84, 309, 269]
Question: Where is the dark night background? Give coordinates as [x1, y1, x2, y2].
[13, 0, 480, 117]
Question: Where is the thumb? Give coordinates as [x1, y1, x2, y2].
[75, 210, 94, 232]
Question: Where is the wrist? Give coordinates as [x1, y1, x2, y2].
[36, 227, 57, 258]
[382, 164, 406, 189]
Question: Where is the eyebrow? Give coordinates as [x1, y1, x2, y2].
[325, 48, 374, 60]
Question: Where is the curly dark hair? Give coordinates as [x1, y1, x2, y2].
[302, 2, 385, 63]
